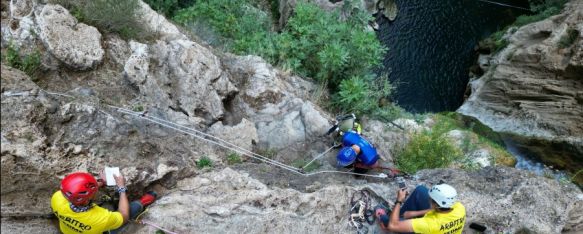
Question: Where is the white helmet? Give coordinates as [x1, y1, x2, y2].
[429, 184, 457, 208]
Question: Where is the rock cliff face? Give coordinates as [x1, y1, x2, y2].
[1, 0, 582, 233]
[458, 1, 583, 178]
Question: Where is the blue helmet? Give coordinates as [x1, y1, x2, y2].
[337, 146, 357, 167]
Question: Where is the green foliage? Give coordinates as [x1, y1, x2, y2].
[483, 0, 567, 52]
[132, 104, 144, 112]
[332, 74, 399, 120]
[333, 76, 372, 114]
[396, 129, 463, 174]
[174, 0, 272, 54]
[489, 30, 509, 52]
[558, 28, 578, 49]
[196, 156, 213, 169]
[396, 114, 467, 174]
[52, 0, 149, 40]
[227, 152, 242, 165]
[143, 0, 195, 16]
[174, 1, 385, 87]
[277, 2, 386, 85]
[3, 43, 41, 78]
[515, 0, 567, 27]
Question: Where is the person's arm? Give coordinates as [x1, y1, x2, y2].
[403, 209, 432, 219]
[114, 174, 130, 223]
[387, 188, 415, 233]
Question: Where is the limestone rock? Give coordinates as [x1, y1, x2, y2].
[35, 4, 104, 70]
[134, 167, 582, 234]
[208, 118, 258, 152]
[123, 41, 150, 86]
[458, 1, 583, 175]
[135, 1, 186, 41]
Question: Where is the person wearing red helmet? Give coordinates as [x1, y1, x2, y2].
[51, 170, 157, 234]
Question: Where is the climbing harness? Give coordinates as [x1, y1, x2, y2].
[348, 189, 373, 231]
[325, 113, 361, 136]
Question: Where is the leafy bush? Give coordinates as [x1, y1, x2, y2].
[174, 0, 273, 54]
[396, 115, 464, 174]
[558, 28, 578, 49]
[227, 152, 242, 165]
[174, 1, 385, 85]
[173, 1, 391, 118]
[196, 156, 213, 169]
[50, 0, 149, 40]
[277, 2, 386, 85]
[3, 43, 41, 78]
[396, 129, 463, 174]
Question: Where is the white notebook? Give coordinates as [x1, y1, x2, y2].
[104, 167, 120, 186]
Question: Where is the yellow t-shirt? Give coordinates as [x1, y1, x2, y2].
[411, 202, 466, 234]
[51, 191, 124, 234]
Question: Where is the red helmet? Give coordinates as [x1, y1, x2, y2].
[60, 172, 98, 206]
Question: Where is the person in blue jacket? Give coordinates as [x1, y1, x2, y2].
[336, 130, 381, 172]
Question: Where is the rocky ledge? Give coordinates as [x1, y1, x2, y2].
[458, 1, 583, 181]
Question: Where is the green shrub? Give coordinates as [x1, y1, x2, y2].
[332, 74, 399, 119]
[174, 0, 273, 54]
[227, 152, 242, 165]
[132, 105, 144, 112]
[174, 1, 385, 86]
[277, 2, 386, 85]
[196, 156, 213, 169]
[3, 43, 41, 78]
[558, 28, 578, 49]
[51, 0, 149, 40]
[396, 129, 463, 174]
[396, 115, 464, 174]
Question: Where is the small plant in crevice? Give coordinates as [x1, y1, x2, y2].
[227, 152, 242, 165]
[132, 104, 144, 112]
[3, 43, 41, 79]
[256, 148, 278, 160]
[558, 28, 578, 49]
[196, 156, 213, 169]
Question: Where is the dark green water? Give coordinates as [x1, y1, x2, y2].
[377, 0, 530, 112]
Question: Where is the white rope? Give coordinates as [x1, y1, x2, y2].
[110, 106, 302, 173]
[302, 145, 337, 169]
[477, 0, 531, 11]
[114, 107, 291, 168]
[20, 90, 389, 179]
[109, 107, 388, 178]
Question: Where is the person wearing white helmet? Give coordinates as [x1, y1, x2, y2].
[375, 183, 466, 234]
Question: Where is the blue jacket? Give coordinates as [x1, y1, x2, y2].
[342, 131, 378, 166]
